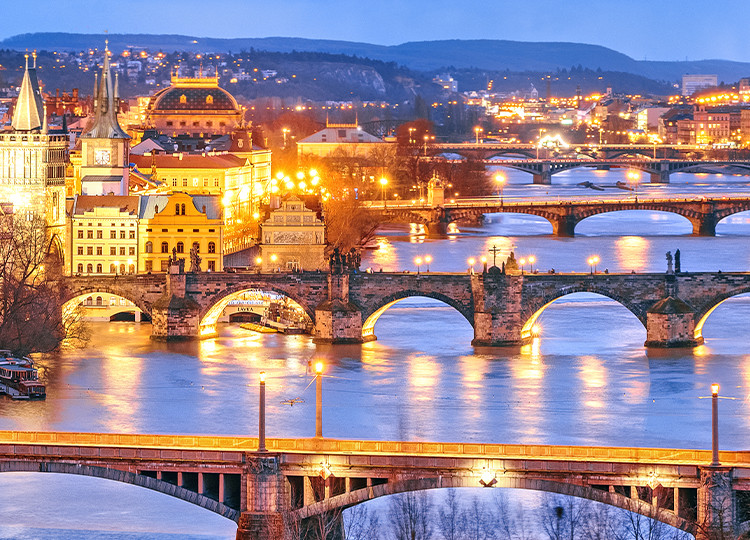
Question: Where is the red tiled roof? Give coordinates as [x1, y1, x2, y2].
[130, 153, 246, 170]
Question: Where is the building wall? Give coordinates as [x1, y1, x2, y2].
[259, 197, 326, 272]
[71, 207, 139, 275]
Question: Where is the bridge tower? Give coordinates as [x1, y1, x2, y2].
[150, 261, 201, 340]
[313, 273, 364, 344]
[471, 273, 526, 346]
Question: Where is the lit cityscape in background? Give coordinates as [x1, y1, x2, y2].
[0, 2, 749, 539]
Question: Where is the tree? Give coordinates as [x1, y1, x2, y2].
[389, 491, 434, 540]
[437, 489, 465, 540]
[0, 213, 87, 355]
[344, 504, 381, 540]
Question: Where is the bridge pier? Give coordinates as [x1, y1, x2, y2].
[471, 274, 525, 346]
[696, 467, 735, 539]
[649, 161, 671, 184]
[151, 265, 201, 341]
[693, 213, 717, 236]
[532, 163, 552, 185]
[551, 214, 577, 237]
[236, 455, 285, 540]
[644, 296, 699, 348]
[313, 274, 364, 344]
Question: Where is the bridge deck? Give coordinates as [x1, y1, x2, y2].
[1, 431, 748, 467]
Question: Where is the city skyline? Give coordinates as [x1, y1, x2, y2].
[2, 0, 749, 63]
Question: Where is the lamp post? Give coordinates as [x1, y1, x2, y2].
[519, 258, 526, 275]
[424, 255, 432, 272]
[468, 257, 476, 274]
[408, 127, 416, 144]
[711, 383, 720, 467]
[414, 256, 422, 275]
[480, 256, 488, 273]
[315, 361, 323, 438]
[528, 255, 536, 273]
[495, 173, 505, 206]
[282, 127, 290, 148]
[258, 372, 267, 452]
[587, 255, 600, 274]
[627, 170, 640, 203]
[474, 126, 483, 144]
[380, 177, 388, 208]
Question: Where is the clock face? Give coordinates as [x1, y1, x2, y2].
[94, 149, 111, 166]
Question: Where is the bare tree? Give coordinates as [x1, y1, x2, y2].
[493, 491, 534, 540]
[437, 489, 465, 540]
[389, 491, 435, 540]
[539, 494, 590, 540]
[0, 213, 88, 355]
[344, 504, 380, 540]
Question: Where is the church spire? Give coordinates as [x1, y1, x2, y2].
[11, 53, 44, 132]
[82, 40, 129, 140]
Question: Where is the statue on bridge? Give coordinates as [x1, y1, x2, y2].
[189, 244, 202, 273]
[666, 251, 673, 274]
[505, 252, 520, 275]
[675, 249, 681, 273]
[328, 247, 361, 274]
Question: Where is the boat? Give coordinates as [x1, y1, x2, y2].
[240, 322, 277, 334]
[0, 350, 46, 399]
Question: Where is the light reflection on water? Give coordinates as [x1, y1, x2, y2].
[2, 171, 750, 536]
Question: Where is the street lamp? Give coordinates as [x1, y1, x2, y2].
[474, 126, 484, 144]
[519, 258, 526, 275]
[424, 255, 432, 272]
[315, 361, 324, 438]
[480, 256, 488, 273]
[627, 170, 640, 202]
[711, 383, 720, 467]
[380, 177, 388, 208]
[414, 256, 423, 275]
[408, 127, 416, 144]
[528, 255, 536, 273]
[258, 371, 267, 452]
[587, 255, 600, 274]
[282, 127, 290, 148]
[468, 257, 476, 274]
[495, 173, 506, 205]
[536, 128, 547, 159]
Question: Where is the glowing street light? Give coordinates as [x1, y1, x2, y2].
[258, 371, 267, 452]
[519, 257, 526, 275]
[528, 255, 536, 273]
[414, 256, 423, 275]
[480, 256, 488, 273]
[587, 255, 600, 274]
[282, 127, 290, 148]
[495, 173, 506, 205]
[711, 383, 720, 467]
[627, 170, 640, 202]
[315, 361, 324, 438]
[380, 177, 388, 208]
[474, 126, 484, 144]
[468, 257, 476, 274]
[424, 255, 432, 272]
[408, 127, 416, 144]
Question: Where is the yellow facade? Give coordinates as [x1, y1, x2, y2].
[138, 192, 223, 273]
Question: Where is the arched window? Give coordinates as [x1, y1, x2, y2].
[77, 263, 83, 274]
[110, 264, 116, 274]
[179, 94, 187, 104]
[129, 264, 135, 274]
[86, 264, 93, 274]
[161, 242, 169, 253]
[85, 297, 93, 306]
[176, 242, 184, 254]
[181, 203, 186, 215]
[175, 205, 180, 216]
[96, 263, 102, 273]
[206, 94, 214, 104]
[208, 242, 215, 254]
[145, 241, 153, 253]
[95, 296, 103, 306]
[119, 264, 126, 275]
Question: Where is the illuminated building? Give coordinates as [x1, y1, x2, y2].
[69, 195, 140, 275]
[79, 42, 131, 196]
[259, 196, 326, 272]
[138, 193, 223, 273]
[682, 74, 717, 97]
[296, 121, 384, 158]
[0, 52, 67, 259]
[433, 73, 458, 93]
[144, 73, 243, 137]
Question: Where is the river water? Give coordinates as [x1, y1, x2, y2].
[1, 169, 750, 538]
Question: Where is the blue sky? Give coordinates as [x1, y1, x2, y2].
[3, 0, 749, 62]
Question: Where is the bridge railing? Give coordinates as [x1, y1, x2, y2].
[1, 431, 749, 466]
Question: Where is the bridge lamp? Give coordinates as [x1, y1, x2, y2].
[468, 257, 476, 274]
[474, 126, 484, 144]
[315, 362, 324, 438]
[480, 256, 487, 273]
[711, 383, 720, 467]
[519, 258, 526, 275]
[528, 255, 536, 273]
[414, 257, 423, 275]
[379, 177, 388, 208]
[495, 174, 506, 204]
[479, 468, 497, 487]
[424, 255, 432, 272]
[258, 371, 267, 452]
[531, 324, 541, 337]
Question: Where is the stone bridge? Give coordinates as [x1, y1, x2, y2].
[432, 158, 750, 184]
[62, 269, 750, 348]
[0, 430, 747, 539]
[364, 196, 750, 236]
[426, 143, 707, 161]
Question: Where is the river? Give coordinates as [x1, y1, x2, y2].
[1, 169, 749, 538]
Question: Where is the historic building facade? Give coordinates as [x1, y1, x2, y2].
[259, 196, 326, 272]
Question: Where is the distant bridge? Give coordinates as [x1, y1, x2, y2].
[0, 430, 746, 539]
[362, 195, 750, 236]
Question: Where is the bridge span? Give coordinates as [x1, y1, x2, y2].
[362, 196, 750, 236]
[63, 269, 750, 347]
[0, 430, 745, 539]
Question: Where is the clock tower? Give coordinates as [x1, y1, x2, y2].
[80, 41, 130, 196]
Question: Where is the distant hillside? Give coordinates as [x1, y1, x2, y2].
[4, 33, 750, 83]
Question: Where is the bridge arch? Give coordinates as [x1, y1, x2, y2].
[575, 209, 695, 236]
[361, 292, 474, 342]
[693, 288, 750, 342]
[521, 288, 647, 340]
[198, 283, 317, 338]
[0, 461, 239, 522]
[293, 475, 695, 535]
[63, 286, 152, 319]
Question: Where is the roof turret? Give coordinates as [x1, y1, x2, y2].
[11, 52, 44, 132]
[82, 41, 129, 140]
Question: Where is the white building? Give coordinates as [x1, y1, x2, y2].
[682, 74, 718, 97]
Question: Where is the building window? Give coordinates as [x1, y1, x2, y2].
[160, 259, 169, 272]
[110, 230, 117, 239]
[86, 246, 93, 255]
[77, 246, 83, 255]
[145, 241, 153, 253]
[129, 264, 135, 274]
[161, 242, 168, 253]
[214, 179, 219, 186]
[166, 121, 173, 127]
[96, 230, 103, 239]
[176, 242, 184, 254]
[77, 230, 83, 239]
[86, 264, 93, 273]
[110, 296, 116, 306]
[77, 263, 83, 274]
[85, 297, 93, 306]
[120, 230, 126, 239]
[172, 179, 177, 186]
[203, 179, 208, 187]
[208, 242, 215, 254]
[181, 203, 186, 215]
[145, 260, 153, 273]
[96, 264, 102, 273]
[208, 260, 215, 271]
[193, 121, 200, 127]
[96, 296, 103, 306]
[87, 230, 93, 239]
[119, 247, 125, 256]
[96, 247, 103, 256]
[110, 247, 116, 256]
[129, 247, 135, 256]
[129, 230, 135, 239]
[182, 179, 188, 186]
[110, 263, 116, 273]
[206, 121, 213, 127]
[206, 95, 214, 104]
[179, 94, 187, 104]
[120, 264, 126, 274]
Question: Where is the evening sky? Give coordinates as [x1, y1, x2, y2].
[2, 0, 748, 62]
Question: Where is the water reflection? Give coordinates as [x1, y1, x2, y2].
[614, 236, 650, 272]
